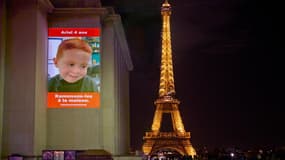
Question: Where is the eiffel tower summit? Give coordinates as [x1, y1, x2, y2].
[142, 0, 196, 157]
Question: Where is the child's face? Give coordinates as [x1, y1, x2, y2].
[54, 49, 91, 83]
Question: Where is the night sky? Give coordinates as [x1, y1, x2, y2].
[102, 0, 284, 151]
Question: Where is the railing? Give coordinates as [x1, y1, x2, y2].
[144, 132, 190, 138]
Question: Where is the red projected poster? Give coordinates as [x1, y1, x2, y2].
[48, 28, 100, 108]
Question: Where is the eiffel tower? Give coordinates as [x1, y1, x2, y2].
[142, 0, 196, 156]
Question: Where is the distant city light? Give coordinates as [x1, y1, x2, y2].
[230, 152, 234, 157]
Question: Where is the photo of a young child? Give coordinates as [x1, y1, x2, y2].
[48, 38, 98, 92]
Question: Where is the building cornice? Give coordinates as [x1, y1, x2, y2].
[39, 0, 54, 13]
[51, 8, 111, 18]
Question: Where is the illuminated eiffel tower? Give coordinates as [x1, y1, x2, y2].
[142, 0, 196, 156]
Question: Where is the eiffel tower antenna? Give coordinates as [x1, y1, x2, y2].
[142, 0, 196, 156]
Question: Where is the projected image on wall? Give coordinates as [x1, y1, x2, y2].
[47, 28, 100, 108]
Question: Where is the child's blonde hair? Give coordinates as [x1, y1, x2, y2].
[56, 38, 92, 59]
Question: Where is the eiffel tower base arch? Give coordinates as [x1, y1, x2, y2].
[143, 132, 196, 156]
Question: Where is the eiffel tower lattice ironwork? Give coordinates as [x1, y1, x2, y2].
[142, 0, 196, 156]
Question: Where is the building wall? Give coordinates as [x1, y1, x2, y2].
[47, 8, 132, 155]
[114, 23, 131, 155]
[46, 9, 103, 150]
[1, 0, 132, 157]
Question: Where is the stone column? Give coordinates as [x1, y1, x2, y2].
[101, 15, 117, 154]
[101, 14, 133, 155]
[0, 0, 7, 157]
